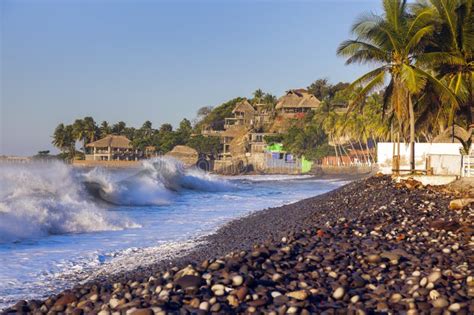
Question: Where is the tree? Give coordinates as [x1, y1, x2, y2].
[72, 119, 86, 152]
[263, 94, 277, 107]
[415, 0, 474, 127]
[99, 121, 111, 137]
[281, 111, 329, 160]
[195, 97, 244, 131]
[187, 135, 221, 156]
[159, 123, 173, 133]
[337, 0, 456, 172]
[82, 116, 97, 144]
[176, 118, 193, 144]
[112, 121, 126, 135]
[52, 123, 75, 160]
[307, 79, 330, 100]
[140, 121, 154, 138]
[52, 123, 67, 151]
[252, 89, 264, 104]
[197, 106, 213, 118]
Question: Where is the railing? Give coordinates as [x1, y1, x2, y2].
[462, 154, 474, 177]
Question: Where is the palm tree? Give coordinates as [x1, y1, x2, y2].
[52, 123, 67, 151]
[52, 123, 76, 160]
[141, 121, 154, 138]
[415, 0, 473, 127]
[82, 116, 97, 145]
[100, 121, 111, 137]
[252, 89, 264, 104]
[112, 121, 126, 135]
[72, 119, 86, 152]
[337, 0, 456, 172]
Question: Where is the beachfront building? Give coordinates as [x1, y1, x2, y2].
[85, 135, 136, 161]
[275, 89, 321, 117]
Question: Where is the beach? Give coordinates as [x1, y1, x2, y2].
[3, 175, 473, 314]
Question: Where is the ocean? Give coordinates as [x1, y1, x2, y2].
[0, 158, 348, 309]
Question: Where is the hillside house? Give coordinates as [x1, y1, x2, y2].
[224, 99, 256, 129]
[275, 89, 321, 117]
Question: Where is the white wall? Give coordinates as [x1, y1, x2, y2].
[377, 142, 463, 175]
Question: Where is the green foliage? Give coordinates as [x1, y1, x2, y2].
[307, 79, 350, 101]
[159, 123, 173, 133]
[176, 118, 192, 144]
[282, 122, 328, 159]
[263, 134, 284, 145]
[187, 135, 221, 156]
[99, 121, 111, 138]
[195, 97, 244, 131]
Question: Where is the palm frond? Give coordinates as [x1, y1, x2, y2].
[406, 25, 435, 53]
[413, 66, 459, 111]
[348, 67, 387, 89]
[430, 0, 459, 49]
[337, 40, 388, 64]
[416, 52, 465, 66]
[401, 64, 427, 94]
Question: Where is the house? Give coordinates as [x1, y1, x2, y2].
[275, 89, 321, 117]
[224, 99, 256, 129]
[253, 103, 274, 129]
[248, 132, 278, 154]
[85, 135, 136, 161]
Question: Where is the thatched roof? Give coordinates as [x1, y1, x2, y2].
[221, 126, 247, 137]
[232, 99, 256, 114]
[275, 89, 321, 110]
[86, 135, 131, 149]
[165, 145, 199, 167]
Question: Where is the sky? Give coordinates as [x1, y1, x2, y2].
[1, 0, 379, 156]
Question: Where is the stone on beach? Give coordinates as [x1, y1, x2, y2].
[6, 176, 472, 314]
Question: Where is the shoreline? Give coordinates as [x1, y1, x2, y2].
[3, 175, 473, 314]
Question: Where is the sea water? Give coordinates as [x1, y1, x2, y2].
[0, 158, 348, 309]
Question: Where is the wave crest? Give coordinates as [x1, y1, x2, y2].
[83, 157, 233, 206]
[0, 161, 137, 243]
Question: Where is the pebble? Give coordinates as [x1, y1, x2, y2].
[448, 303, 461, 312]
[198, 301, 209, 311]
[332, 287, 345, 300]
[390, 293, 402, 303]
[350, 295, 360, 303]
[286, 290, 308, 300]
[7, 176, 472, 315]
[432, 297, 449, 308]
[232, 275, 244, 286]
[427, 271, 441, 283]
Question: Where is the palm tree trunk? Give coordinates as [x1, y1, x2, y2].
[332, 137, 339, 166]
[358, 139, 368, 164]
[408, 93, 415, 173]
[340, 144, 352, 165]
[349, 140, 361, 165]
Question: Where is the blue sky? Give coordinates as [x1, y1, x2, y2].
[1, 0, 379, 156]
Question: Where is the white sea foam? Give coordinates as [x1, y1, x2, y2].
[0, 162, 137, 243]
[0, 168, 349, 310]
[83, 157, 234, 206]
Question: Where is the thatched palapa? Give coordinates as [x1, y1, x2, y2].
[232, 99, 256, 115]
[275, 89, 321, 110]
[86, 135, 132, 149]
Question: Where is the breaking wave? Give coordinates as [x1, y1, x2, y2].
[0, 162, 137, 243]
[83, 157, 233, 206]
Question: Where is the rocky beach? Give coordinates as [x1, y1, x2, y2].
[3, 175, 473, 314]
